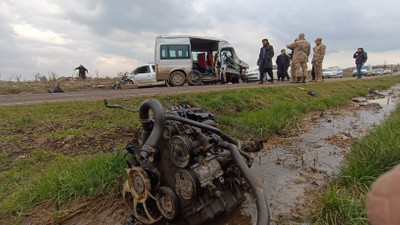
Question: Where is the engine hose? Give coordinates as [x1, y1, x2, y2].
[164, 114, 252, 163]
[139, 99, 166, 162]
[220, 141, 270, 225]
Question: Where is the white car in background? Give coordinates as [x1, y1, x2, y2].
[243, 65, 291, 82]
[323, 67, 343, 78]
[383, 68, 392, 74]
[127, 63, 166, 86]
[372, 68, 384, 76]
[352, 64, 372, 76]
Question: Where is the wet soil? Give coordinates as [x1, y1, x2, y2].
[18, 194, 127, 225]
[6, 85, 400, 225]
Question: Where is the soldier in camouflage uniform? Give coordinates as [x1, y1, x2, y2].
[287, 38, 297, 82]
[311, 37, 326, 82]
[286, 33, 311, 83]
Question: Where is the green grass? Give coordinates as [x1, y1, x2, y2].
[314, 105, 400, 224]
[0, 150, 56, 208]
[314, 186, 369, 225]
[339, 112, 400, 186]
[0, 151, 126, 215]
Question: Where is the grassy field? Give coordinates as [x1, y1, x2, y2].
[1, 76, 400, 223]
[0, 77, 119, 95]
[313, 105, 400, 225]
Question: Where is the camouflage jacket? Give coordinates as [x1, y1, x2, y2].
[286, 39, 311, 63]
[312, 44, 326, 64]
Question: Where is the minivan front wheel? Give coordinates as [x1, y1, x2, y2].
[170, 71, 186, 86]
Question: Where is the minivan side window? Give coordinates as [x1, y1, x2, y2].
[160, 45, 190, 59]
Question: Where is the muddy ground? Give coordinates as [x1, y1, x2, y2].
[10, 85, 399, 225]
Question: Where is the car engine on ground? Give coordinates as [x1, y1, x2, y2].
[105, 99, 269, 225]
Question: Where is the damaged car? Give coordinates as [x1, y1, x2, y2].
[154, 35, 249, 86]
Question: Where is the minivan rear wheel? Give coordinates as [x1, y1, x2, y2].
[170, 71, 186, 86]
[187, 70, 203, 86]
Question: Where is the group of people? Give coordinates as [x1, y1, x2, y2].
[257, 33, 368, 84]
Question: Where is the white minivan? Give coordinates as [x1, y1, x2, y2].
[155, 35, 248, 86]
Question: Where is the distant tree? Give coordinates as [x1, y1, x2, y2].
[48, 71, 59, 81]
[11, 74, 22, 83]
[33, 72, 41, 82]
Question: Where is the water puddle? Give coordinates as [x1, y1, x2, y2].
[212, 85, 400, 225]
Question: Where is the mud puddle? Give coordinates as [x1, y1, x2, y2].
[214, 85, 400, 225]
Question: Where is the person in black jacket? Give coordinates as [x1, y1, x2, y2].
[353, 48, 368, 79]
[276, 49, 291, 81]
[74, 64, 88, 80]
[257, 39, 274, 84]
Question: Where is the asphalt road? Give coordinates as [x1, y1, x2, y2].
[0, 75, 393, 106]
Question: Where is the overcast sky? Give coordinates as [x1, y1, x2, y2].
[1, 0, 399, 81]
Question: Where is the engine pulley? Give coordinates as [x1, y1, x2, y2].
[122, 167, 162, 224]
[175, 169, 198, 200]
[168, 135, 193, 168]
[126, 167, 152, 203]
[156, 186, 180, 220]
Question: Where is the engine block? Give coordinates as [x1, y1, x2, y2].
[120, 101, 247, 225]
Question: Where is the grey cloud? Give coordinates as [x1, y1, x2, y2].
[51, 0, 211, 35]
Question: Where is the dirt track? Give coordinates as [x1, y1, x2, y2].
[0, 77, 371, 106]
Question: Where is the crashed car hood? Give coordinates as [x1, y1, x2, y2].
[236, 59, 249, 69]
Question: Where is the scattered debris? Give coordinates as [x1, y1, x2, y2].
[298, 87, 309, 91]
[368, 88, 385, 97]
[297, 87, 317, 97]
[352, 97, 367, 103]
[241, 139, 264, 152]
[307, 91, 318, 97]
[342, 132, 355, 139]
[47, 84, 64, 93]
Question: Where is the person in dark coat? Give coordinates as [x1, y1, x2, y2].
[257, 38, 274, 84]
[353, 48, 368, 79]
[74, 64, 88, 80]
[276, 49, 291, 81]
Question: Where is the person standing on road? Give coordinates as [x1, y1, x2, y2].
[257, 38, 274, 84]
[353, 48, 368, 79]
[74, 64, 88, 80]
[286, 33, 311, 83]
[287, 39, 297, 82]
[276, 49, 291, 82]
[311, 37, 326, 82]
